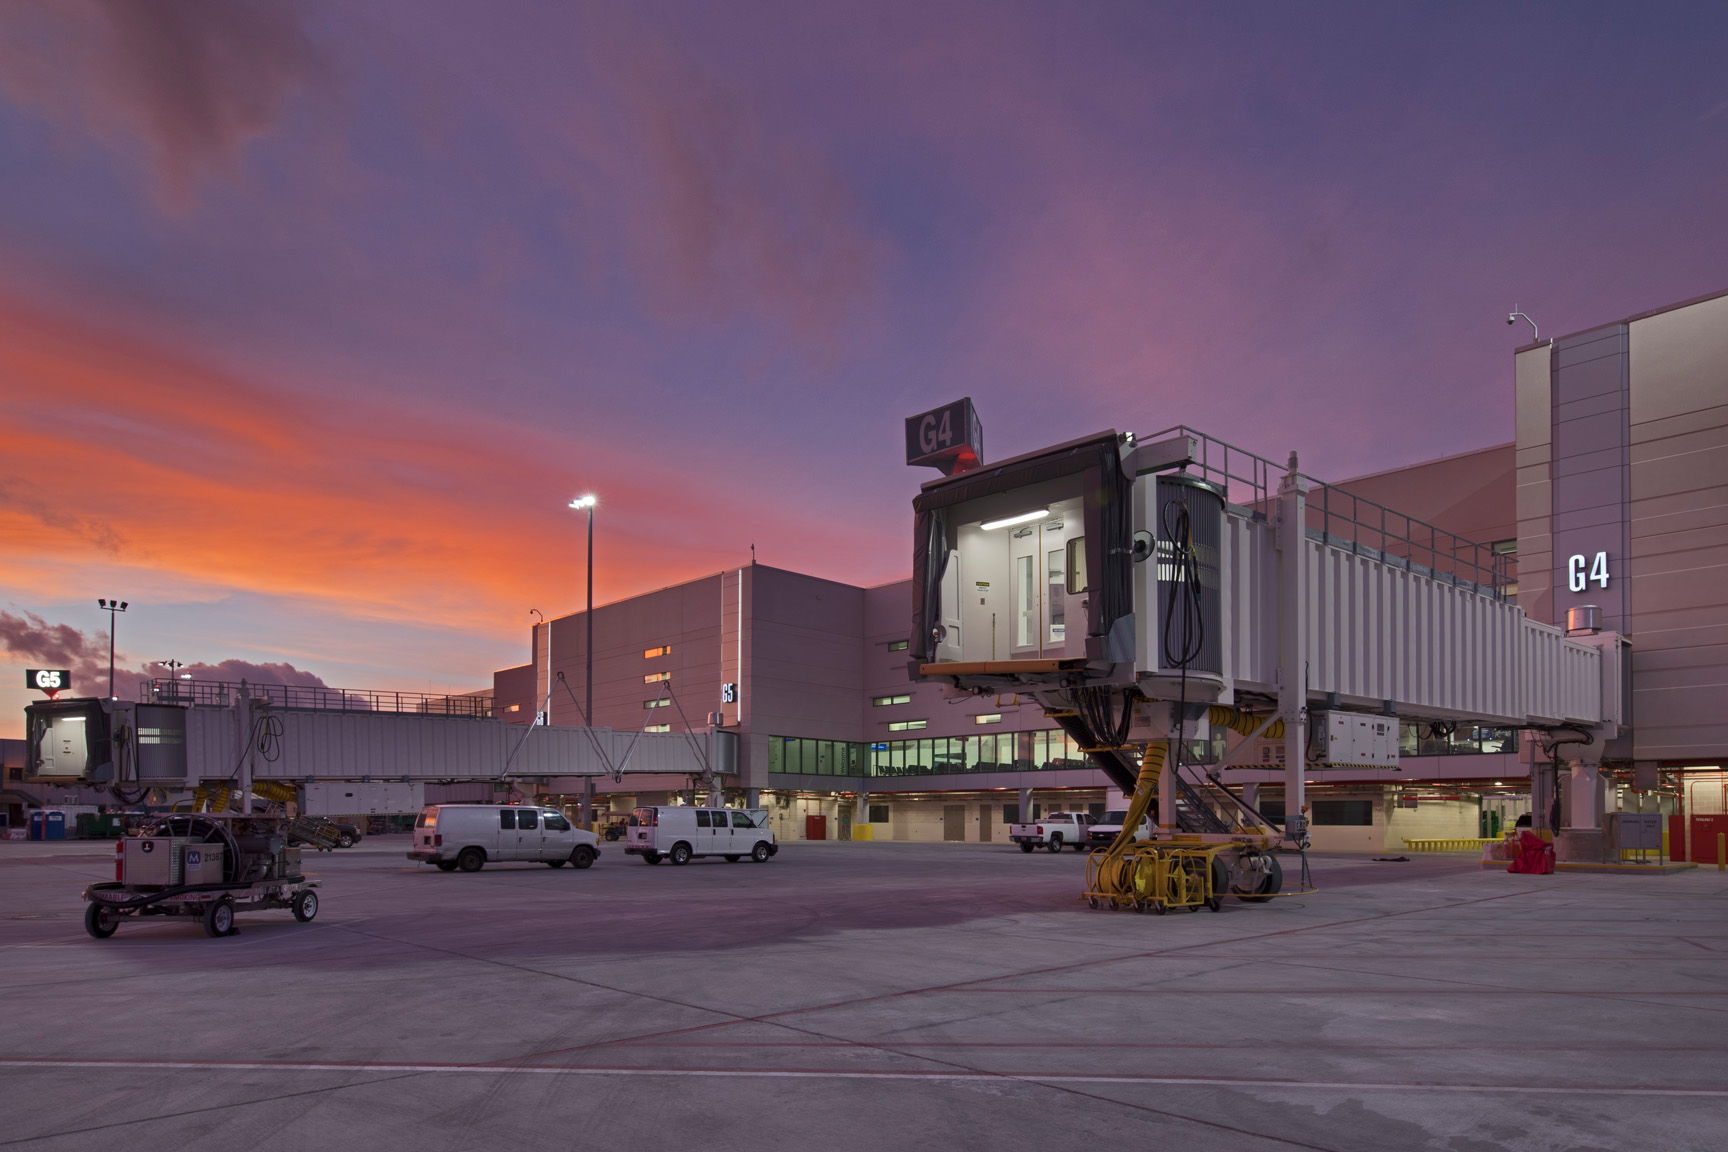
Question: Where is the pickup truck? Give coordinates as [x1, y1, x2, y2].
[1009, 811, 1096, 853]
[1085, 809, 1152, 848]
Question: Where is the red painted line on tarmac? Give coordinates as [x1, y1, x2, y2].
[0, 1056, 1720, 1098]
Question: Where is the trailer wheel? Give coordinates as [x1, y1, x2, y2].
[1019, 842, 1034, 853]
[571, 846, 596, 869]
[669, 842, 692, 866]
[204, 898, 235, 938]
[436, 861, 458, 871]
[292, 890, 319, 923]
[751, 841, 771, 863]
[1046, 835, 1063, 854]
[457, 848, 485, 873]
[84, 902, 118, 939]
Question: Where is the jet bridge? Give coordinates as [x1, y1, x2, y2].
[908, 424, 1622, 896]
[23, 678, 735, 811]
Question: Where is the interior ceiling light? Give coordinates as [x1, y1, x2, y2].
[981, 509, 1050, 531]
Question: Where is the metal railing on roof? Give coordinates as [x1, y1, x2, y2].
[142, 678, 494, 718]
[1142, 425, 1511, 599]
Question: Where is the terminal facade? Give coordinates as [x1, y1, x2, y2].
[494, 287, 1725, 854]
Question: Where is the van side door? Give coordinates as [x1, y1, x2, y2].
[515, 808, 542, 860]
[730, 810, 758, 852]
[496, 808, 518, 860]
[711, 810, 734, 855]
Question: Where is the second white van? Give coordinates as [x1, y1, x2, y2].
[624, 806, 777, 865]
[408, 804, 601, 872]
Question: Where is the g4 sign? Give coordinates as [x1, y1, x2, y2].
[26, 669, 71, 693]
[905, 398, 983, 476]
[1567, 551, 1610, 593]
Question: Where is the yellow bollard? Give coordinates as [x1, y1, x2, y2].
[1719, 832, 1725, 872]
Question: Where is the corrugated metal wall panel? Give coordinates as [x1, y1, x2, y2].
[1294, 536, 1599, 725]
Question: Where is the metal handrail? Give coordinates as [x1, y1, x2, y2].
[142, 678, 494, 718]
[1141, 424, 1510, 598]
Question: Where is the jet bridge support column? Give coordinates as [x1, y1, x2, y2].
[1276, 454, 1310, 845]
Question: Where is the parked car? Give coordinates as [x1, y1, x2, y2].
[624, 806, 777, 865]
[407, 804, 600, 872]
[1086, 810, 1151, 847]
[1008, 811, 1097, 853]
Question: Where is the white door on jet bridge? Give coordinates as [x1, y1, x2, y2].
[1010, 514, 1080, 658]
[937, 552, 963, 661]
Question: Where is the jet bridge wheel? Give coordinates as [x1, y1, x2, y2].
[1232, 852, 1283, 903]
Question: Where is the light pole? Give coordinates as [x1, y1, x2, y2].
[98, 599, 128, 698]
[528, 609, 545, 722]
[569, 493, 597, 827]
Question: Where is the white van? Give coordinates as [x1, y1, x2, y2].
[408, 805, 601, 872]
[624, 806, 777, 865]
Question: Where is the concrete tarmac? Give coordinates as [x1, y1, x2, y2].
[0, 836, 1724, 1151]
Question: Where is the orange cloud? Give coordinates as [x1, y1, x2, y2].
[0, 295, 903, 643]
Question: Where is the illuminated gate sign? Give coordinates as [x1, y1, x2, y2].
[25, 669, 71, 695]
[1567, 551, 1610, 593]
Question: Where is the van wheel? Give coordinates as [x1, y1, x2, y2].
[643, 852, 661, 864]
[751, 841, 771, 863]
[1019, 842, 1034, 853]
[669, 843, 692, 866]
[1046, 835, 1063, 854]
[436, 861, 458, 872]
[724, 855, 741, 863]
[571, 846, 596, 869]
[457, 848, 485, 873]
[547, 859, 566, 867]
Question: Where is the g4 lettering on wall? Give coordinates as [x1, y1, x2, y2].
[1567, 551, 1610, 593]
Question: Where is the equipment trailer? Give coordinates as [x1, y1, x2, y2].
[83, 813, 321, 939]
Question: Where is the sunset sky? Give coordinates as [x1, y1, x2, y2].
[3, 1, 1726, 734]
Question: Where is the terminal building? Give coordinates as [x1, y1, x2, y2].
[8, 288, 1722, 857]
[492, 288, 1726, 855]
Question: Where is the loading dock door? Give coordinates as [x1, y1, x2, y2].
[943, 805, 966, 841]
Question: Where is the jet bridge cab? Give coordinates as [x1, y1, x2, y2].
[910, 429, 1219, 701]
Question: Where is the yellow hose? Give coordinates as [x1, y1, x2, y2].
[1207, 705, 1283, 741]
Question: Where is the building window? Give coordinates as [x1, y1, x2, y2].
[644, 699, 670, 709]
[1490, 539, 1517, 556]
[887, 720, 927, 732]
[644, 671, 671, 683]
[887, 639, 909, 652]
[1311, 799, 1374, 826]
[506, 704, 520, 712]
[1399, 723, 1519, 757]
[872, 693, 912, 707]
[868, 804, 890, 823]
[645, 723, 671, 733]
[974, 713, 1002, 725]
[644, 645, 671, 658]
[767, 735, 866, 776]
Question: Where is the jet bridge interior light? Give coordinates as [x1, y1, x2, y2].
[980, 509, 1049, 531]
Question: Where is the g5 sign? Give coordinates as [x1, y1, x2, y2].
[1567, 552, 1610, 593]
[26, 669, 71, 693]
